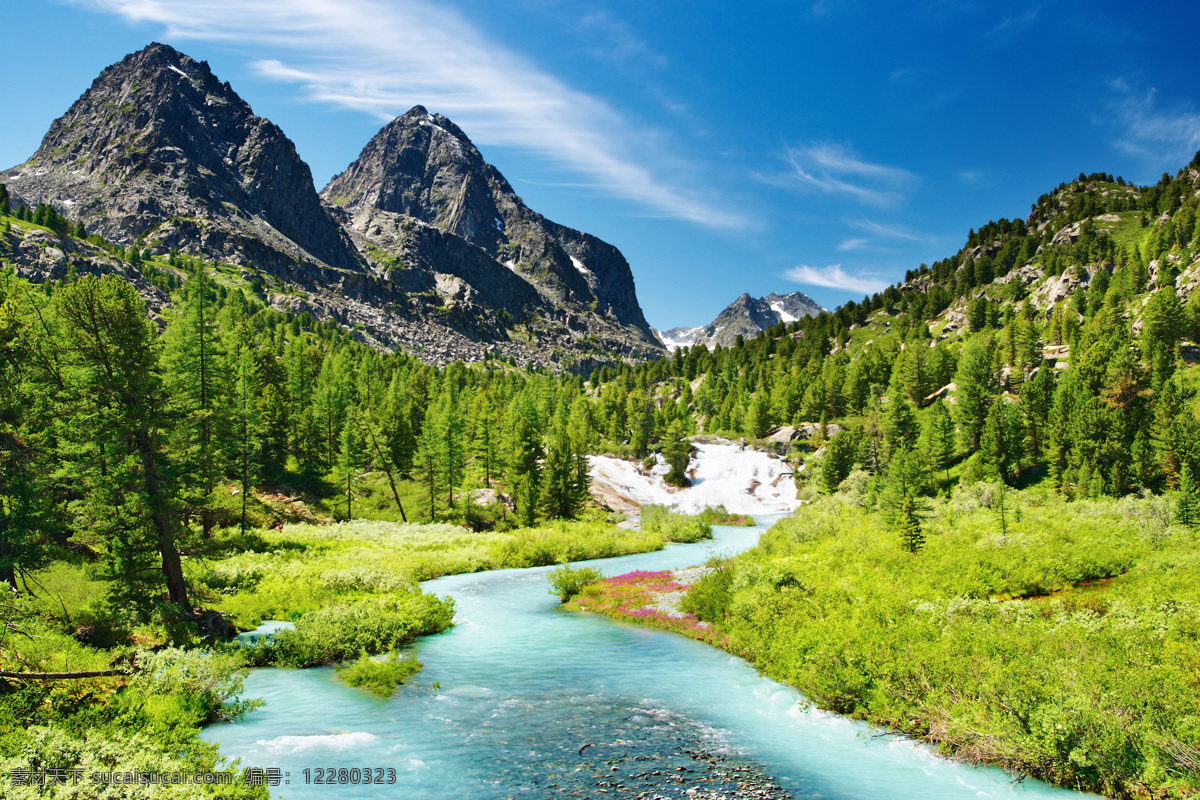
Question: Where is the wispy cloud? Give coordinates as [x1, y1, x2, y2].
[957, 169, 986, 185]
[849, 218, 933, 242]
[784, 264, 889, 294]
[577, 11, 667, 71]
[68, 0, 745, 228]
[760, 143, 915, 206]
[836, 238, 869, 251]
[986, 5, 1041, 38]
[1106, 78, 1200, 167]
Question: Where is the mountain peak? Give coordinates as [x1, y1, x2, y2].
[2, 43, 357, 272]
[323, 108, 659, 346]
[656, 290, 825, 350]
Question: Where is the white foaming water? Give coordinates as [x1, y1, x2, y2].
[588, 442, 798, 515]
[254, 732, 377, 755]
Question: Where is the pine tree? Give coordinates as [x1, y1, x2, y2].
[955, 333, 999, 450]
[540, 425, 588, 519]
[0, 285, 54, 590]
[821, 428, 859, 494]
[509, 416, 544, 526]
[625, 390, 653, 456]
[335, 407, 363, 520]
[468, 392, 499, 486]
[50, 275, 190, 612]
[883, 394, 920, 459]
[980, 399, 1024, 484]
[228, 341, 261, 534]
[1176, 463, 1198, 527]
[662, 421, 691, 487]
[362, 408, 408, 522]
[898, 491, 925, 554]
[433, 386, 465, 508]
[162, 265, 228, 537]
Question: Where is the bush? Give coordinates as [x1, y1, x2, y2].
[547, 565, 603, 602]
[639, 505, 713, 543]
[489, 521, 662, 568]
[129, 647, 258, 722]
[264, 593, 454, 668]
[696, 505, 755, 527]
[336, 651, 422, 697]
[680, 562, 734, 623]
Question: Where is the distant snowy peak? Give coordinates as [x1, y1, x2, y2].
[654, 291, 825, 351]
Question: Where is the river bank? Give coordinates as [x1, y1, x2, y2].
[569, 491, 1200, 800]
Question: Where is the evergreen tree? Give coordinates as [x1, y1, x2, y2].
[468, 391, 499, 486]
[898, 491, 926, 554]
[50, 276, 190, 613]
[1176, 463, 1198, 527]
[954, 333, 999, 450]
[227, 341, 261, 534]
[925, 400, 956, 490]
[980, 400, 1024, 484]
[821, 428, 859, 494]
[0, 285, 54, 590]
[883, 394, 920, 459]
[625, 390, 653, 456]
[509, 416, 544, 526]
[162, 265, 228, 537]
[540, 423, 588, 519]
[662, 421, 692, 487]
[335, 407, 363, 519]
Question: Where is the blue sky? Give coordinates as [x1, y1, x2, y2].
[3, 2, 1199, 329]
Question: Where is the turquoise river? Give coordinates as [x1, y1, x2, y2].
[203, 517, 1094, 799]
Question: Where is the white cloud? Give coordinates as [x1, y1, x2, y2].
[1107, 79, 1200, 167]
[849, 217, 932, 242]
[69, 0, 745, 228]
[784, 264, 889, 294]
[761, 143, 915, 206]
[836, 238, 869, 251]
[957, 169, 986, 185]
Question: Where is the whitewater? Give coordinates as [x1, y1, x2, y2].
[588, 442, 797, 515]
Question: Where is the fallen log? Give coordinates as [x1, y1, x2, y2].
[0, 668, 130, 680]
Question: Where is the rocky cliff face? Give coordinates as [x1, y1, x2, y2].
[2, 44, 663, 369]
[323, 106, 659, 348]
[1, 43, 359, 274]
[656, 291, 825, 350]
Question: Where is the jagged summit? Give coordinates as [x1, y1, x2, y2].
[323, 105, 658, 344]
[2, 42, 358, 272]
[656, 290, 825, 351]
[1, 44, 663, 368]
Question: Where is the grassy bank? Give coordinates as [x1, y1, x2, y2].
[2, 516, 660, 794]
[589, 487, 1200, 799]
[192, 518, 664, 627]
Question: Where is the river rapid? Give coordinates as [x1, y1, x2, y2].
[204, 448, 1093, 799]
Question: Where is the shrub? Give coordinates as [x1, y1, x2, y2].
[639, 505, 712, 543]
[680, 562, 734, 623]
[129, 647, 258, 722]
[337, 651, 422, 697]
[265, 593, 454, 668]
[547, 565, 603, 602]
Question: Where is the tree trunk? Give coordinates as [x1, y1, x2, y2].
[365, 424, 407, 522]
[136, 430, 190, 609]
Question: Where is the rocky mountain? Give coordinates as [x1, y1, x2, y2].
[655, 291, 825, 350]
[322, 106, 658, 348]
[1, 43, 662, 368]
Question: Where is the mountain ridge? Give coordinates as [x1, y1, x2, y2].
[0, 43, 662, 369]
[655, 290, 826, 350]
